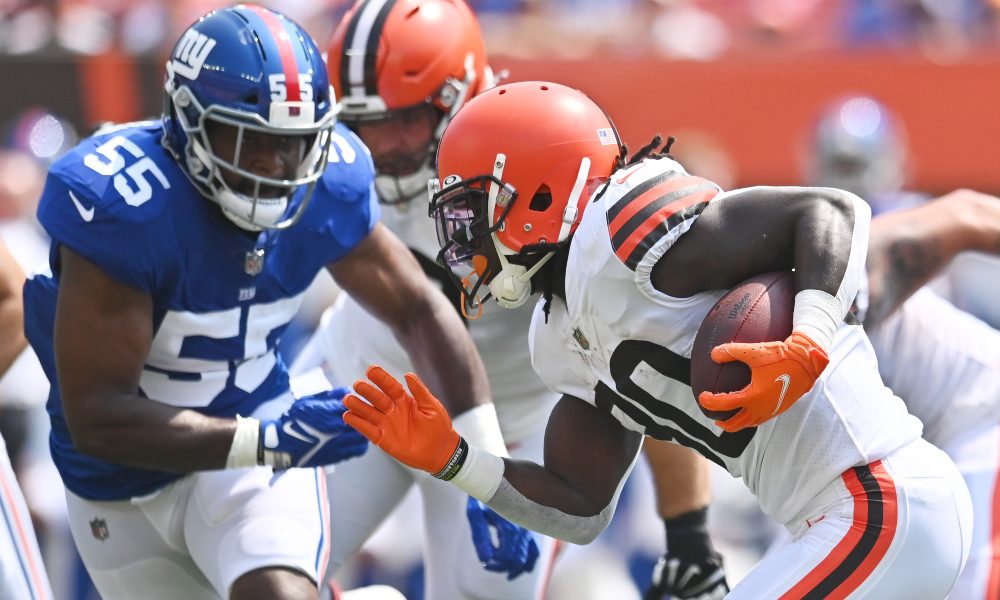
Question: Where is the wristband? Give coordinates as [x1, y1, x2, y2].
[452, 403, 510, 458]
[434, 438, 469, 481]
[664, 506, 714, 561]
[225, 415, 262, 469]
[792, 289, 841, 353]
[450, 443, 505, 501]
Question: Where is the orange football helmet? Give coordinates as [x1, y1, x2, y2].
[328, 0, 493, 203]
[429, 81, 623, 312]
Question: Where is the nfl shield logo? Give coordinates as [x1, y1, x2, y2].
[90, 518, 109, 541]
[244, 248, 265, 276]
[572, 327, 591, 351]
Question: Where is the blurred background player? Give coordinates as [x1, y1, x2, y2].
[21, 6, 497, 599]
[0, 236, 53, 599]
[802, 92, 1000, 316]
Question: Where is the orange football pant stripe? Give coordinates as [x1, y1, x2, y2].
[781, 460, 898, 600]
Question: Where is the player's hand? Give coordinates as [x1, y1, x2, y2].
[260, 387, 369, 469]
[466, 497, 540, 581]
[343, 366, 460, 474]
[644, 552, 729, 600]
[698, 331, 829, 432]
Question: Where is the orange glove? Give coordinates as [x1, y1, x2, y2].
[343, 365, 460, 474]
[698, 332, 829, 433]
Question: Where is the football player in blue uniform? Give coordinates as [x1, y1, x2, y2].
[22, 6, 491, 600]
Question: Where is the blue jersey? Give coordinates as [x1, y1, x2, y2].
[23, 121, 379, 500]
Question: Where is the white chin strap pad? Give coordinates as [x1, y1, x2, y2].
[217, 188, 289, 231]
[374, 163, 435, 204]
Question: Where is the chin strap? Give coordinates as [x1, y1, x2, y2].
[486, 156, 591, 309]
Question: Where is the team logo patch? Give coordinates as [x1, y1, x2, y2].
[244, 248, 266, 276]
[572, 327, 591, 351]
[90, 518, 109, 541]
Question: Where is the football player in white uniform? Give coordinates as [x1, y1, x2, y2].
[344, 81, 973, 599]
[0, 239, 53, 600]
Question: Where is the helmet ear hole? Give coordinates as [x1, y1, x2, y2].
[528, 187, 552, 212]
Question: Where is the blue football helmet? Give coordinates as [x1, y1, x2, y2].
[163, 5, 337, 231]
[807, 95, 907, 202]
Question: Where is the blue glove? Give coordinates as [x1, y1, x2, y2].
[260, 387, 369, 469]
[466, 497, 539, 581]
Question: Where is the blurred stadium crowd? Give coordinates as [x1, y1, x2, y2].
[2, 0, 1000, 58]
[0, 1, 998, 599]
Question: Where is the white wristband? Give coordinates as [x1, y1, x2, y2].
[792, 289, 842, 353]
[452, 403, 509, 458]
[225, 415, 261, 469]
[450, 444, 505, 501]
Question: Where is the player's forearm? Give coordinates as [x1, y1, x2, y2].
[448, 448, 636, 545]
[791, 189, 870, 352]
[66, 394, 236, 471]
[865, 189, 1000, 328]
[644, 439, 711, 519]
[395, 289, 490, 417]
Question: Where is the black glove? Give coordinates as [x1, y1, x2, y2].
[644, 507, 730, 600]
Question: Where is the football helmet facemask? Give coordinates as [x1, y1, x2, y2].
[163, 5, 337, 231]
[329, 0, 493, 205]
[429, 82, 623, 314]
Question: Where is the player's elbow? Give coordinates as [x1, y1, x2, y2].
[66, 420, 109, 458]
[563, 521, 609, 545]
[63, 404, 116, 460]
[820, 187, 869, 225]
[548, 506, 614, 545]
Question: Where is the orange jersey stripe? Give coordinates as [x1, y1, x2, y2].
[607, 175, 707, 240]
[613, 187, 717, 265]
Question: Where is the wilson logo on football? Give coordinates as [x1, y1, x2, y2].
[171, 29, 217, 81]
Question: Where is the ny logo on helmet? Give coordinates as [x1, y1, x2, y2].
[171, 29, 216, 80]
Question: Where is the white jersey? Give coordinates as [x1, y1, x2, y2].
[313, 202, 558, 444]
[868, 287, 1000, 448]
[528, 157, 922, 525]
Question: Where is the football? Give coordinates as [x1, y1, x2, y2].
[690, 271, 795, 420]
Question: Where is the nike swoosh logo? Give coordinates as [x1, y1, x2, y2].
[69, 190, 94, 222]
[293, 420, 333, 467]
[773, 374, 792, 416]
[282, 420, 315, 444]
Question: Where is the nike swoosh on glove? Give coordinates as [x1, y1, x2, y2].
[698, 331, 829, 432]
[260, 387, 369, 468]
[467, 497, 540, 581]
[644, 552, 729, 600]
